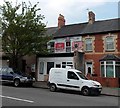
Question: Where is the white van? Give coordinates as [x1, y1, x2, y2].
[48, 68, 102, 96]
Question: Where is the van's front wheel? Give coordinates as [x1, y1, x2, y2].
[81, 87, 90, 96]
[50, 84, 56, 92]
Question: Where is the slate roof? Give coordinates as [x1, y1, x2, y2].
[53, 18, 120, 38]
[45, 27, 58, 36]
[99, 54, 120, 61]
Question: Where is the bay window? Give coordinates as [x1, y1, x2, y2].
[100, 61, 120, 78]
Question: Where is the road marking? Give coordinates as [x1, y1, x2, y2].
[0, 95, 34, 103]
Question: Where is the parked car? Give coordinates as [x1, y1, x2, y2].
[0, 67, 35, 87]
[48, 67, 102, 96]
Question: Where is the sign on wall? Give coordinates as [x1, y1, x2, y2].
[55, 42, 65, 52]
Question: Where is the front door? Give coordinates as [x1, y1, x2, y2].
[39, 61, 45, 81]
[47, 62, 54, 74]
[86, 62, 93, 76]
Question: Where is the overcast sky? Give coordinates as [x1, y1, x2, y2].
[0, 0, 120, 27]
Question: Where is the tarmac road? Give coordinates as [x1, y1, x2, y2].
[1, 84, 119, 106]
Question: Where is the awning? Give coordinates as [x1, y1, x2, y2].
[99, 54, 120, 61]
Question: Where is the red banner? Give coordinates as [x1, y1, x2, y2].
[55, 43, 65, 50]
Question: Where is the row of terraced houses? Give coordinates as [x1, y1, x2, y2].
[2, 11, 120, 87]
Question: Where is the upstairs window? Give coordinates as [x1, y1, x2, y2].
[47, 42, 55, 53]
[85, 38, 92, 51]
[66, 41, 71, 52]
[105, 36, 115, 51]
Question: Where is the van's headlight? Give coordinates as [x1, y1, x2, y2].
[92, 82, 100, 87]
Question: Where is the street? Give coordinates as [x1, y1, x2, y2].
[0, 84, 119, 106]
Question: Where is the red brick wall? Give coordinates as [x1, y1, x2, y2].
[117, 32, 120, 52]
[83, 32, 120, 87]
[94, 34, 104, 52]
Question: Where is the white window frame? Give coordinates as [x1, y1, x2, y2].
[105, 36, 115, 51]
[85, 38, 92, 52]
[100, 61, 116, 78]
[66, 41, 71, 53]
[85, 62, 93, 75]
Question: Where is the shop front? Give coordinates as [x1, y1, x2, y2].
[37, 53, 74, 81]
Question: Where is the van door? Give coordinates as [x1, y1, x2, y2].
[66, 71, 80, 91]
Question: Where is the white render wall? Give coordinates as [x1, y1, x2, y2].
[37, 57, 74, 81]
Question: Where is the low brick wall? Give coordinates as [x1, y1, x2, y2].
[89, 77, 119, 88]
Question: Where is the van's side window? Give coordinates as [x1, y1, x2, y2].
[67, 71, 79, 80]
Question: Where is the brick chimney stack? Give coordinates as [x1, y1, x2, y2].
[88, 11, 95, 24]
[58, 14, 65, 28]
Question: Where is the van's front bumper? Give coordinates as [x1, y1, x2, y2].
[89, 87, 102, 95]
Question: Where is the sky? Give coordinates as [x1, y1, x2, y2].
[0, 0, 120, 27]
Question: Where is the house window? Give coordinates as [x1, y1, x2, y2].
[62, 62, 73, 68]
[47, 42, 55, 53]
[105, 36, 115, 51]
[115, 62, 120, 77]
[39, 62, 44, 74]
[85, 38, 92, 51]
[66, 41, 71, 52]
[100, 61, 120, 78]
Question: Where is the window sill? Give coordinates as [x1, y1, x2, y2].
[105, 49, 115, 52]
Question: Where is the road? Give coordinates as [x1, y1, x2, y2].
[0, 84, 119, 106]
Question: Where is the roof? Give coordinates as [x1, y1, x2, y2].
[99, 54, 120, 61]
[45, 27, 58, 36]
[54, 18, 120, 38]
[53, 23, 87, 37]
[81, 18, 120, 35]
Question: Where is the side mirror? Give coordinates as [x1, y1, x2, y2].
[10, 72, 14, 74]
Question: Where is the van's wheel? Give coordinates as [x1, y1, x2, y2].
[14, 79, 20, 87]
[81, 87, 90, 96]
[50, 84, 56, 92]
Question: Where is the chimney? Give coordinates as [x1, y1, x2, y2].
[88, 11, 95, 24]
[58, 14, 65, 28]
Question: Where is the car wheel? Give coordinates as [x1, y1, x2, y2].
[81, 87, 90, 96]
[14, 79, 20, 87]
[50, 84, 56, 92]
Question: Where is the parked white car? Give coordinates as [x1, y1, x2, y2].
[48, 68, 102, 96]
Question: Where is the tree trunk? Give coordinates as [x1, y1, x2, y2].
[9, 55, 20, 70]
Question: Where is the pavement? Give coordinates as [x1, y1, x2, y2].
[33, 81, 120, 97]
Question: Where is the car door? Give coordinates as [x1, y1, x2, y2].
[1, 68, 8, 80]
[6, 68, 14, 81]
[0, 68, 2, 80]
[66, 71, 80, 91]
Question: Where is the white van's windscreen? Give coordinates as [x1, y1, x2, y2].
[76, 72, 88, 80]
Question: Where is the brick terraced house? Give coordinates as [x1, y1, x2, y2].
[36, 11, 120, 87]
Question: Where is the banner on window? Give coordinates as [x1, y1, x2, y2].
[72, 41, 83, 51]
[55, 43, 65, 51]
